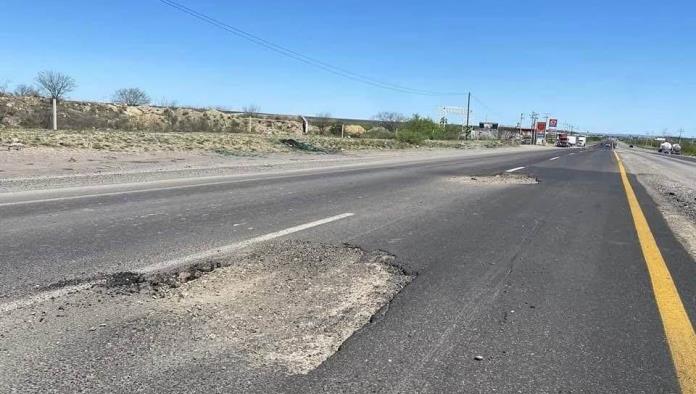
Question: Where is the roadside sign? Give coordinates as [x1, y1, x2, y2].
[535, 122, 547, 145]
[549, 118, 558, 128]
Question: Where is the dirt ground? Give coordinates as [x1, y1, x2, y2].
[0, 147, 335, 178]
[619, 147, 696, 260]
[0, 140, 542, 192]
[0, 241, 410, 392]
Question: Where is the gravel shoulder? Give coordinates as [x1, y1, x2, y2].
[0, 241, 410, 392]
[618, 146, 696, 260]
[0, 144, 548, 192]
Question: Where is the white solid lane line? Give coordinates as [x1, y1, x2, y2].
[505, 166, 525, 173]
[0, 281, 104, 314]
[139, 212, 355, 273]
[549, 157, 559, 161]
[0, 213, 355, 313]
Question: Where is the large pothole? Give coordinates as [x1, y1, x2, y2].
[0, 241, 412, 391]
[451, 173, 539, 185]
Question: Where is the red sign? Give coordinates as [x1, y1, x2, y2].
[549, 118, 558, 128]
[536, 122, 547, 132]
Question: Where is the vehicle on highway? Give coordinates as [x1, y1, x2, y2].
[659, 141, 672, 153]
[672, 143, 682, 155]
[556, 133, 569, 147]
[577, 136, 587, 147]
[568, 135, 577, 146]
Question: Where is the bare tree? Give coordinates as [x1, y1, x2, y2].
[14, 84, 41, 97]
[35, 71, 76, 100]
[242, 104, 261, 116]
[0, 80, 8, 96]
[373, 111, 406, 131]
[113, 88, 151, 106]
[313, 112, 335, 134]
[156, 97, 178, 108]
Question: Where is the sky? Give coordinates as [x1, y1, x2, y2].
[2, 0, 696, 136]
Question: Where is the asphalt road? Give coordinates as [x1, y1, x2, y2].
[2, 145, 695, 392]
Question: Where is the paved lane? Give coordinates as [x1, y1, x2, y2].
[0, 148, 561, 299]
[2, 145, 695, 392]
[278, 146, 695, 392]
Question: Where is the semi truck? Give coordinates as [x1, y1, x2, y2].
[556, 133, 569, 147]
[659, 141, 682, 154]
[568, 135, 577, 146]
[577, 136, 587, 147]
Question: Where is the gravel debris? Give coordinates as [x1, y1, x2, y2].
[452, 173, 539, 185]
[619, 148, 696, 259]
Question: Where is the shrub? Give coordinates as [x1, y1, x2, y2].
[396, 129, 425, 144]
[14, 84, 41, 97]
[373, 111, 406, 131]
[113, 88, 151, 106]
[396, 114, 439, 144]
[363, 127, 394, 139]
[430, 125, 461, 140]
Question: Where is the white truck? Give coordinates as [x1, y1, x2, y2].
[577, 136, 587, 147]
[659, 141, 672, 154]
[568, 135, 577, 146]
[659, 141, 682, 154]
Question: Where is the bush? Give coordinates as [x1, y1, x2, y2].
[373, 111, 406, 131]
[396, 129, 425, 144]
[679, 140, 696, 155]
[395, 114, 439, 144]
[113, 88, 151, 106]
[363, 127, 394, 139]
[430, 125, 461, 140]
[14, 84, 41, 97]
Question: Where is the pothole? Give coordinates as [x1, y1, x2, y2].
[1, 240, 412, 390]
[452, 173, 539, 185]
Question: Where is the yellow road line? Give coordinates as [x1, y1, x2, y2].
[614, 151, 696, 393]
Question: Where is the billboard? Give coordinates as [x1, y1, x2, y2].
[548, 118, 558, 128]
[536, 122, 547, 132]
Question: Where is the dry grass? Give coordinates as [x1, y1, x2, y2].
[0, 128, 513, 154]
[0, 128, 289, 153]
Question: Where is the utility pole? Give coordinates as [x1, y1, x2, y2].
[465, 92, 471, 140]
[529, 111, 539, 144]
[518, 113, 525, 138]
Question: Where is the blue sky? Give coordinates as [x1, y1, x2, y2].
[2, 0, 696, 136]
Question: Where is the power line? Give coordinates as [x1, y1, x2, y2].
[471, 94, 506, 120]
[159, 0, 468, 96]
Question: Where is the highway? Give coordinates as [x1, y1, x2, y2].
[1, 145, 695, 392]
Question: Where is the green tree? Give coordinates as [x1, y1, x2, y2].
[396, 114, 440, 144]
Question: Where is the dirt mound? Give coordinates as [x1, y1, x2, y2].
[0, 96, 304, 134]
[344, 124, 366, 137]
